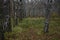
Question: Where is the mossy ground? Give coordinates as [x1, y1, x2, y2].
[5, 17, 60, 40]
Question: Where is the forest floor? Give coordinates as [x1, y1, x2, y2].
[5, 17, 60, 40]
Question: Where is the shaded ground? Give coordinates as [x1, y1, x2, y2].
[5, 17, 60, 40]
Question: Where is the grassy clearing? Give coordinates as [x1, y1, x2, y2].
[5, 17, 60, 40]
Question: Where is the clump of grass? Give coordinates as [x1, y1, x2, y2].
[19, 17, 45, 28]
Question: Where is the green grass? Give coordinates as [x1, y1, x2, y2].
[5, 17, 60, 40]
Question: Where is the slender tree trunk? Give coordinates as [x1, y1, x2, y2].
[44, 0, 52, 33]
[0, 0, 5, 40]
